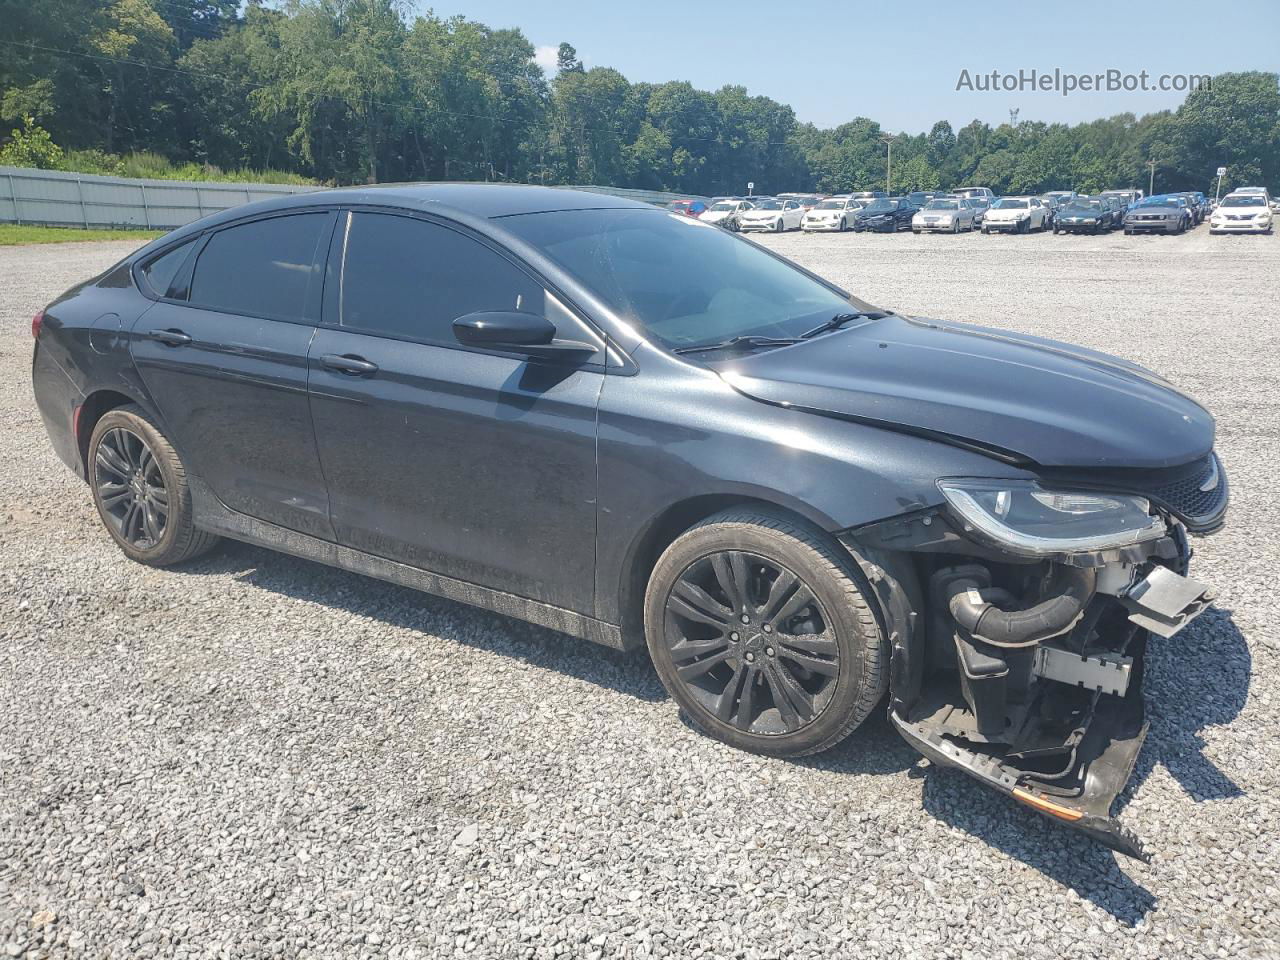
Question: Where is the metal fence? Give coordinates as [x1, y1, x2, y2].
[0, 166, 322, 230]
[0, 166, 709, 230]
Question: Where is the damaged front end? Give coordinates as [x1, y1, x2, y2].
[844, 454, 1226, 861]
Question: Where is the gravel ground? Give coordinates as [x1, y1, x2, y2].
[2, 226, 1278, 960]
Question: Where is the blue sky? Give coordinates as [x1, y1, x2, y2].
[418, 0, 1279, 133]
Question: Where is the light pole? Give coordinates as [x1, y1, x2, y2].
[1147, 159, 1157, 197]
[881, 134, 898, 195]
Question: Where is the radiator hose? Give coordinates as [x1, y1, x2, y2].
[947, 565, 1096, 648]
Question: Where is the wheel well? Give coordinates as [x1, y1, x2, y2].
[76, 390, 134, 475]
[616, 495, 829, 649]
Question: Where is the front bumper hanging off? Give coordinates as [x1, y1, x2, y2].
[891, 637, 1153, 860]
[851, 527, 1214, 861]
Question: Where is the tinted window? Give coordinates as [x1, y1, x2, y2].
[189, 213, 327, 320]
[501, 209, 852, 350]
[140, 239, 194, 298]
[338, 212, 542, 343]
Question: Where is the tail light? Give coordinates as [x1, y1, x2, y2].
[32, 309, 44, 340]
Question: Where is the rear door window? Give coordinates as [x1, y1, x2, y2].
[188, 213, 329, 321]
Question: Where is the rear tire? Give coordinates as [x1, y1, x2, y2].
[89, 405, 220, 567]
[645, 508, 887, 758]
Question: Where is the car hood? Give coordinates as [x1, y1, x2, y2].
[985, 207, 1029, 218]
[741, 209, 781, 218]
[713, 314, 1214, 469]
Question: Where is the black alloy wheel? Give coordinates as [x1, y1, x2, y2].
[645, 508, 886, 758]
[88, 404, 220, 566]
[94, 426, 168, 549]
[662, 550, 840, 736]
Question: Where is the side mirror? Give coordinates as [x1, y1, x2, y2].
[452, 311, 598, 357]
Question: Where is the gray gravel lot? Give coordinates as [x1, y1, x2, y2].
[2, 227, 1279, 959]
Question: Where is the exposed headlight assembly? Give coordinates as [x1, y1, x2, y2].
[938, 479, 1166, 556]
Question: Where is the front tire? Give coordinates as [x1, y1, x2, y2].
[645, 508, 887, 758]
[89, 405, 220, 566]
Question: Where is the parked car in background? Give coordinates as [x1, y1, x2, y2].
[907, 191, 941, 208]
[1123, 196, 1192, 234]
[1100, 189, 1142, 207]
[1103, 195, 1128, 225]
[849, 191, 889, 203]
[700, 199, 755, 231]
[801, 196, 863, 232]
[666, 200, 709, 218]
[1037, 194, 1071, 228]
[31, 183, 1228, 861]
[982, 196, 1049, 233]
[952, 187, 995, 203]
[852, 197, 917, 232]
[1187, 192, 1210, 223]
[737, 197, 805, 232]
[1054, 197, 1115, 233]
[964, 195, 990, 226]
[1042, 190, 1077, 207]
[1209, 192, 1274, 234]
[912, 197, 977, 233]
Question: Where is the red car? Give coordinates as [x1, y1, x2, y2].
[665, 200, 709, 218]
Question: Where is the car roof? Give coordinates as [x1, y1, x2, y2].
[127, 183, 665, 265]
[169, 183, 653, 236]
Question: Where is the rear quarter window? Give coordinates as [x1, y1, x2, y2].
[139, 239, 195, 298]
[188, 213, 329, 321]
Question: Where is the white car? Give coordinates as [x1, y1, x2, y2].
[737, 198, 805, 232]
[1209, 192, 1274, 234]
[982, 196, 1049, 233]
[700, 200, 754, 231]
[800, 196, 863, 232]
[912, 197, 977, 233]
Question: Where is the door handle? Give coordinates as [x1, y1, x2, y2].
[320, 353, 379, 376]
[148, 328, 192, 346]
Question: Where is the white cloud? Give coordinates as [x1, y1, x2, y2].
[533, 45, 559, 74]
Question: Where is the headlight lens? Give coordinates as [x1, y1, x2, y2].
[937, 479, 1166, 555]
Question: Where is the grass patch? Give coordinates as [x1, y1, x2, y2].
[0, 224, 164, 245]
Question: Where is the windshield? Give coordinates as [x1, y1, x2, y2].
[1221, 195, 1264, 207]
[1064, 201, 1103, 213]
[500, 209, 853, 350]
[815, 199, 845, 209]
[992, 198, 1028, 209]
[862, 200, 895, 212]
[709, 202, 735, 211]
[925, 200, 960, 210]
[752, 199, 782, 210]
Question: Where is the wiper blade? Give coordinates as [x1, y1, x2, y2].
[673, 335, 802, 356]
[800, 310, 890, 339]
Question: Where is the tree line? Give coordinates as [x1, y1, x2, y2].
[2, 0, 1278, 196]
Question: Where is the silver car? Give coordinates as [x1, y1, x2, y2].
[912, 197, 978, 233]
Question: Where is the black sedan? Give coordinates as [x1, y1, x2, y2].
[852, 197, 917, 232]
[1053, 197, 1115, 233]
[32, 184, 1225, 860]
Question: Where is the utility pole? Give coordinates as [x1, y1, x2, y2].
[881, 134, 898, 195]
[1147, 159, 1157, 197]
